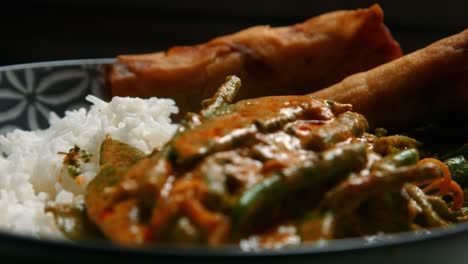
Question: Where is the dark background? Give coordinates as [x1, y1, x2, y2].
[1, 0, 467, 66]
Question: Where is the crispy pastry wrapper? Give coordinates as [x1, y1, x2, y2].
[107, 4, 401, 116]
[312, 29, 468, 129]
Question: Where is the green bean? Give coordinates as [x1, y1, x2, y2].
[321, 162, 442, 215]
[427, 196, 457, 222]
[324, 100, 353, 116]
[283, 143, 368, 189]
[253, 97, 335, 132]
[199, 151, 262, 210]
[231, 174, 284, 236]
[390, 149, 420, 166]
[302, 112, 369, 151]
[255, 106, 303, 132]
[373, 135, 422, 155]
[372, 148, 419, 170]
[232, 143, 367, 235]
[445, 155, 468, 187]
[200, 75, 241, 119]
[171, 96, 333, 166]
[404, 184, 449, 227]
[179, 76, 240, 130]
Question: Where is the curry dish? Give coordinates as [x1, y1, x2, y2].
[52, 71, 466, 248]
[46, 6, 467, 249]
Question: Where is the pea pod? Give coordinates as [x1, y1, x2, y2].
[232, 143, 367, 235]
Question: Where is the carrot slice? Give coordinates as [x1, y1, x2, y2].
[417, 158, 463, 211]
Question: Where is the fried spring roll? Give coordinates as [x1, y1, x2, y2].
[312, 29, 468, 129]
[107, 4, 401, 116]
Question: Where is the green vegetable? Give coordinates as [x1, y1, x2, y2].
[373, 148, 419, 170]
[283, 143, 368, 189]
[322, 163, 442, 215]
[255, 106, 303, 132]
[404, 184, 449, 227]
[388, 148, 420, 166]
[60, 144, 93, 178]
[86, 136, 146, 222]
[67, 164, 81, 177]
[427, 196, 457, 222]
[80, 149, 93, 163]
[98, 136, 145, 167]
[231, 174, 284, 236]
[445, 155, 468, 187]
[232, 143, 367, 235]
[200, 75, 241, 119]
[88, 138, 146, 190]
[301, 112, 369, 151]
[373, 135, 422, 155]
[374, 127, 388, 138]
[391, 149, 420, 166]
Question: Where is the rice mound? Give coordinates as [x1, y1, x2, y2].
[0, 95, 179, 238]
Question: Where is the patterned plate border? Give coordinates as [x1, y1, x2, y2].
[0, 59, 115, 134]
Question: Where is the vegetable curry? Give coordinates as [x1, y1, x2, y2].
[50, 76, 468, 248]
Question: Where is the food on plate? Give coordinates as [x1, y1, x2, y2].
[312, 29, 468, 129]
[107, 4, 402, 117]
[0, 6, 467, 250]
[82, 70, 467, 247]
[0, 96, 179, 239]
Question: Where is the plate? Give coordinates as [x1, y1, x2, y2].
[1, 59, 468, 264]
[0, 59, 113, 134]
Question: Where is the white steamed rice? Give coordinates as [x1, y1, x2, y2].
[0, 95, 178, 238]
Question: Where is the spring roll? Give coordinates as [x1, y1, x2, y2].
[312, 29, 468, 129]
[107, 4, 401, 116]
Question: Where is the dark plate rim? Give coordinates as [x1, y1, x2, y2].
[2, 222, 468, 257]
[1, 59, 468, 257]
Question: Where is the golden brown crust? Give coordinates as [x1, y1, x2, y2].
[107, 4, 401, 117]
[312, 29, 468, 129]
